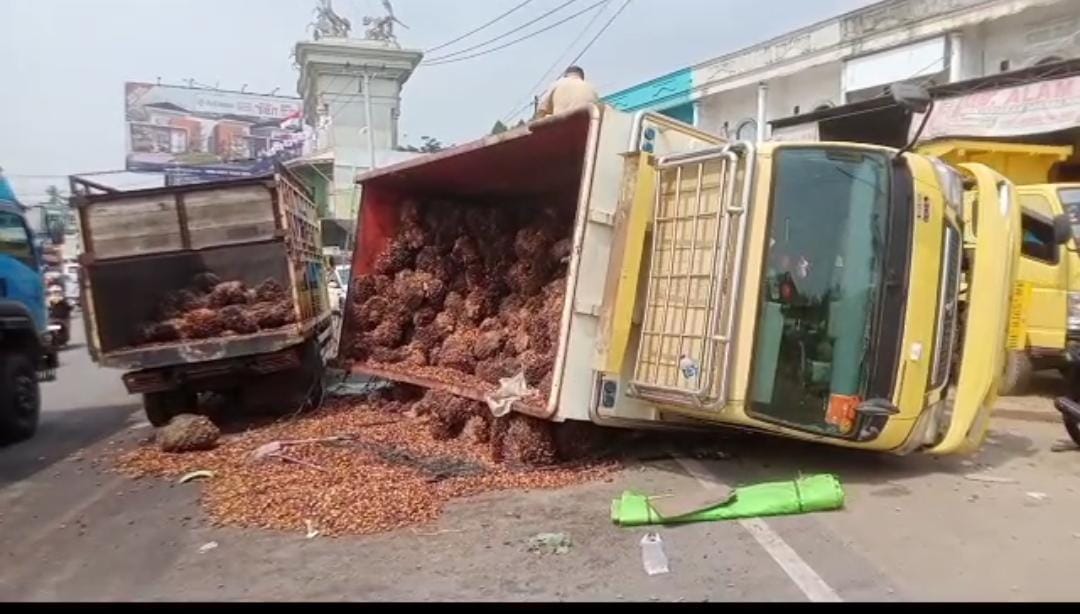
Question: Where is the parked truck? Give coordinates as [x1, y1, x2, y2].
[69, 168, 333, 426]
[340, 92, 1044, 455]
[0, 198, 59, 442]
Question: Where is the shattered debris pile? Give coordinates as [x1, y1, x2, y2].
[347, 200, 574, 401]
[116, 390, 616, 536]
[135, 273, 296, 346]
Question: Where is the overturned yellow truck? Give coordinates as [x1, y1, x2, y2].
[341, 97, 1035, 455]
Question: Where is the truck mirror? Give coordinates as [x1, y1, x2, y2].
[1053, 214, 1073, 245]
[891, 82, 932, 114]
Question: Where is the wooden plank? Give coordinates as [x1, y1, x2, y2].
[350, 363, 548, 418]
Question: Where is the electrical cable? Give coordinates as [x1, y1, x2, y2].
[500, 0, 614, 123]
[421, 0, 609, 66]
[503, 0, 631, 122]
[422, 0, 605, 65]
[425, 0, 536, 53]
[565, 0, 630, 69]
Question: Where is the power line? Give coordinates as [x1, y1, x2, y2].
[425, 0, 536, 53]
[566, 0, 630, 68]
[423, 0, 608, 67]
[421, 0, 582, 64]
[503, 0, 631, 122]
[501, 0, 614, 122]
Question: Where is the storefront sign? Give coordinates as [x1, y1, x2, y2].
[913, 74, 1080, 141]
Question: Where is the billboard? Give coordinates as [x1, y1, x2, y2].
[125, 82, 306, 176]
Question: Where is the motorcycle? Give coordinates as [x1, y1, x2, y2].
[46, 286, 72, 348]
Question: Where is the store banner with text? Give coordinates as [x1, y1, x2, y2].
[912, 75, 1080, 141]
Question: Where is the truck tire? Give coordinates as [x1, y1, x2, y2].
[238, 341, 324, 417]
[0, 352, 41, 443]
[1065, 416, 1080, 448]
[143, 389, 196, 428]
[998, 351, 1033, 396]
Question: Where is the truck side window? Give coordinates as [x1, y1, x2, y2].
[0, 210, 34, 268]
[1020, 213, 1058, 264]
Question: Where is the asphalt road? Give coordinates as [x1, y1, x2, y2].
[2, 318, 1080, 602]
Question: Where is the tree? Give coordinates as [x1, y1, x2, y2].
[491, 120, 508, 135]
[399, 136, 449, 154]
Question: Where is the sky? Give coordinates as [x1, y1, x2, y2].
[0, 0, 877, 203]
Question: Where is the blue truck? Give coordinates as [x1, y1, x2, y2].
[0, 178, 57, 443]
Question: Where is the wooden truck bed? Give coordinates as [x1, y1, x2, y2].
[70, 167, 331, 372]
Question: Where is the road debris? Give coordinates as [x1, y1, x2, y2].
[1051, 440, 1077, 453]
[648, 486, 734, 520]
[526, 532, 572, 555]
[177, 470, 214, 484]
[305, 519, 320, 539]
[963, 474, 1018, 484]
[115, 398, 614, 536]
[157, 414, 220, 453]
[1026, 491, 1049, 502]
[612, 474, 845, 527]
[640, 533, 669, 576]
[198, 541, 218, 554]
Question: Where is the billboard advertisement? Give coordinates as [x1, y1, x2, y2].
[125, 82, 306, 177]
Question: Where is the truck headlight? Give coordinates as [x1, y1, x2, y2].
[1069, 292, 1080, 332]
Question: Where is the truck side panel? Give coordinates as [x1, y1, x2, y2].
[930, 164, 1021, 454]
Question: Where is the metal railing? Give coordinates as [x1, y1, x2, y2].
[629, 142, 754, 408]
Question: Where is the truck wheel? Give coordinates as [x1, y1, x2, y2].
[143, 389, 196, 428]
[0, 352, 41, 443]
[1065, 416, 1080, 448]
[998, 351, 1033, 396]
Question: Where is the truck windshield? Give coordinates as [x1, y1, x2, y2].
[0, 210, 35, 268]
[1059, 188, 1080, 240]
[748, 148, 889, 435]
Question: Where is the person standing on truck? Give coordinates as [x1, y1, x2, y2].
[535, 66, 599, 119]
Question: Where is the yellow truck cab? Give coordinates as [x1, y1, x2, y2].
[600, 141, 1020, 455]
[917, 140, 1079, 394]
[345, 92, 1033, 455]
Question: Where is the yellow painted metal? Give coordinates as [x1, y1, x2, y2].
[1007, 281, 1033, 352]
[917, 139, 1073, 185]
[631, 157, 729, 400]
[930, 163, 1021, 455]
[596, 152, 656, 375]
[651, 143, 938, 453]
[887, 154, 946, 427]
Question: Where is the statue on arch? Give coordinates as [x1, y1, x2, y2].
[311, 0, 351, 40]
[363, 0, 409, 46]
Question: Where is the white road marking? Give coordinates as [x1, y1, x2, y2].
[674, 457, 843, 603]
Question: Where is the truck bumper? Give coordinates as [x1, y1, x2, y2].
[122, 343, 304, 394]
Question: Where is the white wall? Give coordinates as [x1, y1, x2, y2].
[979, 1, 1080, 73]
[697, 63, 842, 138]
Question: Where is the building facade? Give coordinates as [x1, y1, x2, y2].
[604, 0, 1080, 141]
[290, 37, 422, 252]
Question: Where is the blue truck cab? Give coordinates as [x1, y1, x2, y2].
[0, 187, 52, 442]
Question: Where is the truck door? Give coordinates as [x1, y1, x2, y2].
[627, 144, 752, 407]
[0, 209, 46, 331]
[1014, 194, 1067, 353]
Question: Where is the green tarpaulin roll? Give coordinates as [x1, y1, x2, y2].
[610, 474, 845, 527]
